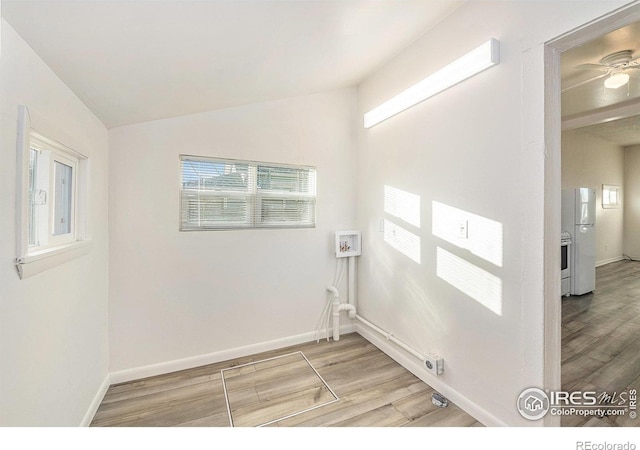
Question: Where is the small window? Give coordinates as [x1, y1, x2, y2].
[28, 135, 79, 249]
[602, 184, 621, 209]
[15, 106, 91, 279]
[180, 155, 316, 230]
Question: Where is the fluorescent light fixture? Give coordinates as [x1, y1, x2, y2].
[604, 72, 629, 89]
[363, 38, 500, 129]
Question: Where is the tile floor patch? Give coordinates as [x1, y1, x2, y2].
[221, 351, 339, 427]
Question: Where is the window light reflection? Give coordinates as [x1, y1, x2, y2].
[384, 219, 421, 264]
[384, 186, 421, 228]
[436, 247, 502, 315]
[432, 201, 503, 267]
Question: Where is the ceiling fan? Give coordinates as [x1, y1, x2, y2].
[574, 50, 640, 89]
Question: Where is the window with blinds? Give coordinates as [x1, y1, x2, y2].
[180, 155, 316, 230]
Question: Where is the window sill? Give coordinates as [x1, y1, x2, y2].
[15, 240, 93, 279]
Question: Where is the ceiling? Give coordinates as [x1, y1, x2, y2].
[579, 115, 640, 147]
[1, 0, 462, 129]
[561, 20, 640, 146]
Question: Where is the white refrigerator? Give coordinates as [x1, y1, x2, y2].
[562, 188, 596, 295]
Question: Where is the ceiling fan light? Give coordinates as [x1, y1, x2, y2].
[604, 72, 630, 89]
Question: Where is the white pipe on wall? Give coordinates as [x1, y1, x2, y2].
[329, 255, 422, 357]
[326, 285, 339, 299]
[355, 314, 423, 360]
[327, 276, 422, 354]
[327, 284, 355, 341]
[327, 255, 358, 342]
[347, 256, 356, 309]
[333, 301, 355, 341]
[333, 298, 340, 342]
[332, 299, 341, 342]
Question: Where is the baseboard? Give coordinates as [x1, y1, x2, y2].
[596, 255, 625, 267]
[110, 323, 356, 385]
[80, 373, 110, 427]
[355, 323, 509, 427]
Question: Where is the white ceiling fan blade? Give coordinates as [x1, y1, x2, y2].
[561, 73, 608, 92]
[574, 63, 610, 71]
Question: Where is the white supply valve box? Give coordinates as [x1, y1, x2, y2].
[335, 231, 361, 258]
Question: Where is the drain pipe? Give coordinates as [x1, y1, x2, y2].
[326, 285, 355, 341]
[347, 256, 356, 307]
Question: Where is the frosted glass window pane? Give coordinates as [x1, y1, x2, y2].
[28, 148, 39, 245]
[53, 161, 73, 236]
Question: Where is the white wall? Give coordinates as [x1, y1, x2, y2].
[355, 1, 629, 426]
[0, 20, 109, 426]
[108, 89, 357, 372]
[1, 0, 630, 428]
[562, 129, 624, 265]
[624, 145, 640, 258]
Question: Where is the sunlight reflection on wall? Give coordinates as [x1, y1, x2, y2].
[384, 219, 421, 264]
[383, 186, 421, 264]
[436, 247, 502, 315]
[384, 185, 421, 228]
[432, 201, 503, 267]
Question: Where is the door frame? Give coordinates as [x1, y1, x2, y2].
[541, 0, 640, 427]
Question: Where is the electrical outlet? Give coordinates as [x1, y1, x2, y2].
[458, 220, 468, 239]
[423, 353, 444, 375]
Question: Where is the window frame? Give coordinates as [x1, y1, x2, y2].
[15, 105, 91, 279]
[179, 155, 317, 231]
[602, 184, 621, 209]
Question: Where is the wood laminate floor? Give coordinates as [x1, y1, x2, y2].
[561, 260, 640, 427]
[91, 333, 480, 427]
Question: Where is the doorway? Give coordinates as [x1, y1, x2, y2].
[543, 1, 640, 427]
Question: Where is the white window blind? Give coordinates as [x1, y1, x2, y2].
[180, 155, 316, 230]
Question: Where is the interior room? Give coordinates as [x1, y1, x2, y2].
[2, 0, 640, 436]
[559, 21, 640, 427]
